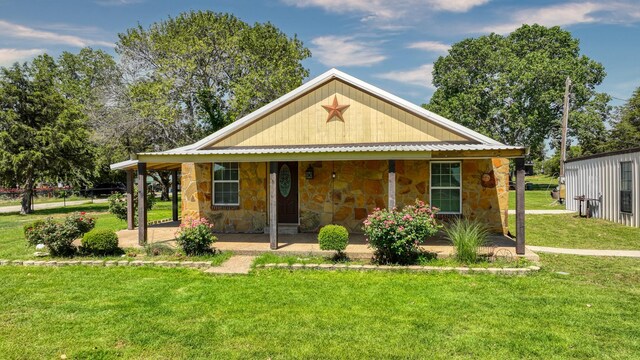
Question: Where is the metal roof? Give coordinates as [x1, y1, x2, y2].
[140, 143, 524, 156]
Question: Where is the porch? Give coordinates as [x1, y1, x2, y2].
[116, 222, 539, 261]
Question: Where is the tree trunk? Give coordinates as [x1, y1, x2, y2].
[150, 171, 171, 201]
[20, 174, 34, 215]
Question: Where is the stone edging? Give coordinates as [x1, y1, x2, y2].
[0, 259, 212, 269]
[256, 263, 541, 274]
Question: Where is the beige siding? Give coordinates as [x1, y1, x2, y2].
[208, 80, 469, 148]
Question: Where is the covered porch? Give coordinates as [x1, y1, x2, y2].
[115, 221, 538, 261]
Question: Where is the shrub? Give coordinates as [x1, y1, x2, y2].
[108, 190, 156, 223]
[82, 229, 120, 255]
[444, 218, 489, 263]
[64, 212, 96, 237]
[175, 217, 217, 255]
[318, 225, 349, 255]
[24, 220, 46, 246]
[28, 218, 78, 257]
[363, 199, 440, 264]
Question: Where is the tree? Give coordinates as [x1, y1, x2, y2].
[108, 11, 311, 199]
[426, 24, 607, 158]
[0, 55, 94, 214]
[608, 86, 640, 151]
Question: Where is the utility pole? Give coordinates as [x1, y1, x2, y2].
[559, 76, 571, 203]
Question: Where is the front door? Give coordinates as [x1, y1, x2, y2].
[277, 161, 298, 223]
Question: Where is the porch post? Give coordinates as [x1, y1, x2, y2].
[171, 169, 179, 222]
[515, 158, 526, 255]
[126, 169, 134, 230]
[388, 160, 396, 209]
[269, 162, 278, 249]
[137, 162, 148, 246]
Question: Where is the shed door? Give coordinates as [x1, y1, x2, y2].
[277, 162, 298, 223]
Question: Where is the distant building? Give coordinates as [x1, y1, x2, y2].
[565, 147, 639, 227]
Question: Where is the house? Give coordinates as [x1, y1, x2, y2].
[565, 147, 639, 227]
[111, 69, 528, 253]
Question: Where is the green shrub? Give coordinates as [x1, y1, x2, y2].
[82, 229, 120, 255]
[318, 225, 349, 254]
[108, 190, 156, 223]
[363, 199, 441, 264]
[64, 212, 95, 237]
[28, 218, 77, 256]
[24, 220, 46, 246]
[175, 217, 217, 255]
[444, 218, 489, 263]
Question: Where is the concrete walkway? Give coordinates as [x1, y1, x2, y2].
[507, 209, 575, 215]
[204, 255, 255, 274]
[528, 246, 640, 258]
[0, 199, 108, 213]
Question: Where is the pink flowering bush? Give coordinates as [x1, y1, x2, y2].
[175, 217, 217, 255]
[363, 199, 441, 264]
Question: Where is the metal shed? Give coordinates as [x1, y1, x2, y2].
[565, 147, 640, 227]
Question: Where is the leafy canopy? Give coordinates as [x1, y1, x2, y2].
[426, 24, 607, 158]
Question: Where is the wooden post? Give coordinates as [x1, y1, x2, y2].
[138, 162, 147, 246]
[515, 158, 525, 255]
[126, 169, 134, 230]
[269, 162, 278, 250]
[171, 169, 179, 222]
[388, 160, 396, 209]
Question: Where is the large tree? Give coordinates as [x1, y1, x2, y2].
[0, 55, 95, 214]
[104, 11, 311, 199]
[426, 24, 607, 158]
[607, 86, 640, 151]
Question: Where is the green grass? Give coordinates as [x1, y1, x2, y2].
[508, 190, 565, 210]
[525, 174, 557, 189]
[0, 201, 178, 259]
[0, 254, 638, 359]
[509, 214, 640, 250]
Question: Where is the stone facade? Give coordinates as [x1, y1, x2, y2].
[299, 160, 388, 233]
[181, 158, 509, 235]
[181, 162, 267, 233]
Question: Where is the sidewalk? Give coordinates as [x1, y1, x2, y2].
[204, 255, 255, 274]
[527, 246, 640, 258]
[0, 199, 108, 214]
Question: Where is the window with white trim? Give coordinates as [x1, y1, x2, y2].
[430, 162, 462, 214]
[620, 161, 633, 214]
[213, 162, 239, 206]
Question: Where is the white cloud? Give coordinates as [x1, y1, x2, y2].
[481, 2, 640, 34]
[311, 36, 386, 67]
[283, 0, 490, 26]
[407, 40, 450, 53]
[376, 64, 434, 88]
[0, 48, 45, 66]
[0, 20, 113, 48]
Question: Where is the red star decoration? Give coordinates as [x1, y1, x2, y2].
[322, 95, 350, 122]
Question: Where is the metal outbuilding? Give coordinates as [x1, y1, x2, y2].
[565, 147, 640, 227]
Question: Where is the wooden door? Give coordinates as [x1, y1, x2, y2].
[277, 162, 298, 223]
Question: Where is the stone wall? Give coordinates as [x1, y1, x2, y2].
[182, 158, 509, 235]
[181, 162, 267, 233]
[461, 158, 510, 234]
[299, 160, 388, 233]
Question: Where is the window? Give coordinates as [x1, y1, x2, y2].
[430, 162, 462, 214]
[620, 161, 633, 214]
[213, 162, 239, 206]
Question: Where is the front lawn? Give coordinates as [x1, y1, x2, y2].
[0, 201, 178, 259]
[509, 213, 640, 250]
[0, 254, 638, 359]
[508, 190, 565, 210]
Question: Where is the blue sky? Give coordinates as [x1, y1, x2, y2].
[1, 0, 639, 105]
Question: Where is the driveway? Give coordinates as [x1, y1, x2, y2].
[0, 199, 108, 214]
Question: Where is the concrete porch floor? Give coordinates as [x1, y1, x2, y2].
[117, 221, 539, 261]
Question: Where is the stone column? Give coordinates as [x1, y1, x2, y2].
[172, 169, 179, 222]
[126, 169, 134, 230]
[515, 158, 525, 255]
[269, 162, 278, 250]
[388, 160, 396, 209]
[137, 162, 147, 246]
